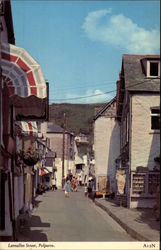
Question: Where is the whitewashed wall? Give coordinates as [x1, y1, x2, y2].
[54, 158, 74, 188]
[94, 117, 120, 191]
[131, 94, 160, 170]
[55, 158, 62, 188]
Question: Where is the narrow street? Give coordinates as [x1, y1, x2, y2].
[18, 187, 134, 242]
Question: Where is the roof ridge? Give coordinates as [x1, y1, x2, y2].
[94, 96, 116, 121]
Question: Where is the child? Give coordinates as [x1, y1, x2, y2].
[84, 184, 88, 197]
[65, 176, 71, 198]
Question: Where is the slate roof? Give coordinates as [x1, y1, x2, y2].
[46, 151, 56, 158]
[47, 122, 64, 133]
[94, 96, 116, 121]
[123, 54, 160, 92]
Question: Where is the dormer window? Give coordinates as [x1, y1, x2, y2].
[147, 60, 160, 77]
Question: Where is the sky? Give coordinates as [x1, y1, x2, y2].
[11, 0, 160, 104]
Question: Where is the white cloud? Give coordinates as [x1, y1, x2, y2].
[82, 9, 160, 54]
[65, 89, 113, 104]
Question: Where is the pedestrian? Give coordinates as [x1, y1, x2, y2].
[87, 177, 93, 194]
[51, 177, 57, 191]
[71, 176, 75, 192]
[65, 176, 71, 198]
[79, 175, 82, 186]
[74, 177, 78, 192]
[84, 183, 88, 197]
[62, 176, 66, 191]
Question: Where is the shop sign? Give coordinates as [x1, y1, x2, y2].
[116, 169, 126, 195]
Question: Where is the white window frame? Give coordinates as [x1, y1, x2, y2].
[147, 60, 160, 78]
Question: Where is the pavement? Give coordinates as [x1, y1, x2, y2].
[94, 197, 160, 242]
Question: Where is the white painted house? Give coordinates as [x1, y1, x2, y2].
[38, 122, 76, 188]
[116, 54, 160, 208]
[74, 133, 89, 184]
[94, 97, 120, 193]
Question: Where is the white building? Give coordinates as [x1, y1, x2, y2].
[116, 54, 160, 208]
[94, 97, 120, 193]
[38, 122, 75, 188]
[74, 134, 89, 185]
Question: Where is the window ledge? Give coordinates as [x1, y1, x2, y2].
[131, 194, 156, 198]
[145, 76, 160, 79]
[149, 130, 160, 134]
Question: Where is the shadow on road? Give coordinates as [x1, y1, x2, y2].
[30, 215, 50, 228]
[32, 197, 42, 208]
[18, 215, 50, 241]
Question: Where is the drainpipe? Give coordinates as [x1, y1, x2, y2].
[10, 105, 16, 240]
[0, 0, 5, 232]
[128, 93, 132, 208]
[62, 113, 66, 188]
[0, 0, 3, 166]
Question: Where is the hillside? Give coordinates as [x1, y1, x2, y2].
[49, 103, 106, 145]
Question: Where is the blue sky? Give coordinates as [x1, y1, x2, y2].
[11, 0, 160, 104]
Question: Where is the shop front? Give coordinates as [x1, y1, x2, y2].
[0, 42, 48, 240]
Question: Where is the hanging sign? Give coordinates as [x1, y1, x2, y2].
[116, 169, 126, 195]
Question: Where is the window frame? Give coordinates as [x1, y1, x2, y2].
[147, 60, 160, 78]
[150, 107, 160, 131]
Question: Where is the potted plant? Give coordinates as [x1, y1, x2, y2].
[20, 144, 39, 166]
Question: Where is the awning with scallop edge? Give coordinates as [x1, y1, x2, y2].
[1, 42, 47, 99]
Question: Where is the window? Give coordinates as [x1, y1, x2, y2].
[150, 62, 159, 76]
[45, 157, 53, 166]
[148, 174, 160, 194]
[126, 114, 129, 143]
[132, 174, 146, 195]
[151, 108, 160, 130]
[147, 61, 160, 77]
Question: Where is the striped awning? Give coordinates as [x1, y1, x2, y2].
[39, 168, 49, 176]
[15, 121, 38, 137]
[1, 42, 47, 99]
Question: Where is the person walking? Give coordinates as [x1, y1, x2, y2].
[65, 176, 71, 198]
[84, 183, 88, 197]
[79, 174, 82, 186]
[87, 177, 93, 194]
[71, 176, 75, 192]
[51, 178, 57, 191]
[74, 177, 78, 192]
